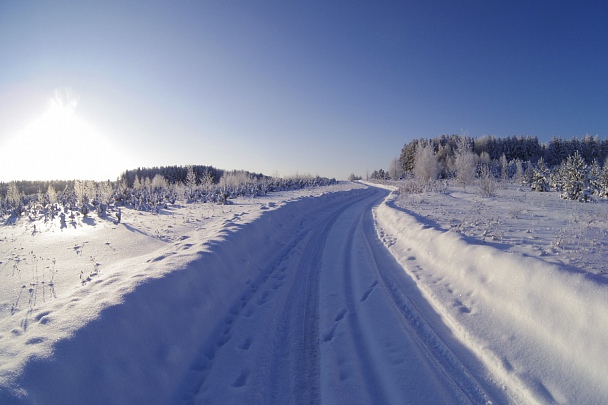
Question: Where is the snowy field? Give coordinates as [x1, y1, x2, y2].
[0, 183, 357, 403]
[1, 181, 607, 403]
[376, 182, 608, 404]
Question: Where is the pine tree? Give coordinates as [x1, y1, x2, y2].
[597, 158, 608, 199]
[530, 158, 550, 192]
[399, 140, 419, 174]
[185, 166, 197, 201]
[6, 182, 22, 215]
[588, 160, 602, 196]
[560, 151, 590, 202]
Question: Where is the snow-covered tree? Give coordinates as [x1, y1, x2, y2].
[47, 185, 57, 206]
[74, 180, 89, 216]
[478, 165, 497, 197]
[560, 151, 590, 202]
[388, 157, 404, 180]
[399, 139, 419, 174]
[413, 142, 438, 182]
[185, 166, 197, 201]
[151, 174, 168, 191]
[133, 175, 143, 190]
[96, 181, 113, 217]
[5, 182, 22, 214]
[454, 138, 476, 189]
[588, 160, 602, 196]
[514, 159, 524, 184]
[597, 159, 608, 198]
[500, 154, 509, 182]
[530, 158, 550, 192]
[200, 170, 214, 193]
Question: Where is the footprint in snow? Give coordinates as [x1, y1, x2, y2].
[239, 337, 253, 350]
[360, 280, 379, 302]
[232, 371, 249, 388]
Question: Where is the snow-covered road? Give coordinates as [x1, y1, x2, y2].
[179, 187, 497, 404]
[4, 183, 606, 403]
[2, 185, 511, 404]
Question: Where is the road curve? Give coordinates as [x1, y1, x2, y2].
[180, 186, 497, 404]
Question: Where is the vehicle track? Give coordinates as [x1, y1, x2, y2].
[181, 187, 499, 404]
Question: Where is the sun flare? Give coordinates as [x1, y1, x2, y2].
[0, 88, 133, 182]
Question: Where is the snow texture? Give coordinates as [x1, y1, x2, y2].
[375, 186, 608, 404]
[1, 181, 607, 404]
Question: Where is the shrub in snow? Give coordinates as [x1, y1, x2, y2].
[477, 165, 498, 197]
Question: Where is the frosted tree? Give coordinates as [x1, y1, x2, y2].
[560, 151, 590, 202]
[454, 138, 476, 189]
[201, 170, 214, 189]
[514, 159, 524, 185]
[413, 142, 438, 183]
[597, 159, 608, 198]
[97, 181, 113, 217]
[478, 165, 497, 197]
[530, 158, 550, 192]
[47, 185, 57, 206]
[588, 160, 602, 196]
[143, 176, 152, 192]
[74, 180, 89, 216]
[133, 175, 143, 191]
[185, 166, 197, 201]
[500, 154, 509, 182]
[388, 157, 404, 180]
[5, 182, 22, 215]
[478, 151, 491, 167]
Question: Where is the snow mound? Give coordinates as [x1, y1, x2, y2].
[0, 184, 363, 403]
[375, 191, 608, 404]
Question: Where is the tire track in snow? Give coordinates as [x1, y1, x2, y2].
[362, 203, 495, 404]
[180, 187, 503, 404]
[181, 191, 372, 404]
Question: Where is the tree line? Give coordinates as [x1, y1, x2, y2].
[0, 165, 336, 221]
[370, 134, 608, 181]
[368, 133, 608, 202]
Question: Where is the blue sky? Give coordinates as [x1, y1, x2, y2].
[1, 1, 607, 181]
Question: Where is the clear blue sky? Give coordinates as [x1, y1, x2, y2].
[1, 1, 607, 181]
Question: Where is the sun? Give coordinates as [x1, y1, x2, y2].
[0, 88, 134, 182]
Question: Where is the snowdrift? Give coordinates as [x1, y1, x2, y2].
[0, 189, 362, 404]
[375, 191, 608, 404]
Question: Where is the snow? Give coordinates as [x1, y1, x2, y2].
[374, 183, 608, 404]
[0, 183, 358, 403]
[1, 180, 607, 404]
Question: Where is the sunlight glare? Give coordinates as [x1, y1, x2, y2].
[0, 88, 134, 181]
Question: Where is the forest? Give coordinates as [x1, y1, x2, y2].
[0, 165, 335, 221]
[370, 134, 608, 202]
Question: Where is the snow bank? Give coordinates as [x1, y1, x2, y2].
[0, 186, 363, 404]
[375, 191, 608, 404]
